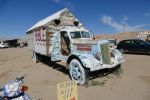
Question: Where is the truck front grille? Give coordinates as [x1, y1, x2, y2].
[100, 43, 111, 64]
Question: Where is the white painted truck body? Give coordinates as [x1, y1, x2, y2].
[26, 8, 124, 85]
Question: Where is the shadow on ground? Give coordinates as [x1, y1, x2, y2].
[89, 65, 121, 80]
[38, 55, 69, 75]
[38, 55, 121, 81]
[123, 52, 150, 56]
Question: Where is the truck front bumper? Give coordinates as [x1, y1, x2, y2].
[90, 59, 125, 72]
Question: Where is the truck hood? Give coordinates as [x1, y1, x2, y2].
[71, 39, 97, 45]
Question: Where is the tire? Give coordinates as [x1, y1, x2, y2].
[23, 94, 32, 100]
[69, 59, 89, 85]
[32, 52, 39, 63]
[148, 51, 150, 55]
[119, 49, 125, 54]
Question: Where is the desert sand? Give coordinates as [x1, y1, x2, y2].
[0, 47, 150, 100]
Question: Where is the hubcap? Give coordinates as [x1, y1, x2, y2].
[71, 62, 81, 80]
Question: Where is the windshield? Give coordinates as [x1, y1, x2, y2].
[70, 31, 81, 38]
[70, 31, 91, 38]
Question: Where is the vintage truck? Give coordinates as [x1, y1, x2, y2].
[26, 8, 124, 85]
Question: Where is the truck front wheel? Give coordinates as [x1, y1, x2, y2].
[32, 52, 39, 63]
[69, 59, 89, 85]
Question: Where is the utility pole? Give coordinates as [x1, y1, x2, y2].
[123, 24, 125, 32]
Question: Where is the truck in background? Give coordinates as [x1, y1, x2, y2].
[137, 31, 150, 42]
[0, 41, 8, 48]
[26, 8, 124, 85]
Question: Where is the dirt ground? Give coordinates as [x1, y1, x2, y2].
[0, 47, 150, 100]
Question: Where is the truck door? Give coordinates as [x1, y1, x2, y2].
[50, 32, 61, 61]
[60, 31, 71, 56]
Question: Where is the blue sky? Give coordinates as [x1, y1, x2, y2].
[0, 0, 150, 38]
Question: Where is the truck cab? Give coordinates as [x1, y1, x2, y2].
[60, 27, 92, 56]
[49, 26, 124, 85]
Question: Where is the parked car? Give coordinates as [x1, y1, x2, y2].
[117, 39, 150, 55]
[0, 41, 8, 48]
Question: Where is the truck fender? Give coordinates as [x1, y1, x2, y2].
[66, 54, 83, 69]
[67, 53, 100, 71]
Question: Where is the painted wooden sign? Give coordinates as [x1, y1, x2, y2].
[77, 44, 92, 51]
[57, 81, 78, 100]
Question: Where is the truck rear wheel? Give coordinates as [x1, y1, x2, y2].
[69, 59, 89, 85]
[148, 50, 150, 55]
[32, 52, 39, 63]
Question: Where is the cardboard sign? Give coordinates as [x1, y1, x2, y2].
[57, 81, 78, 100]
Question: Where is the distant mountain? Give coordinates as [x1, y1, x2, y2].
[0, 37, 16, 41]
[0, 36, 27, 42]
[95, 30, 150, 42]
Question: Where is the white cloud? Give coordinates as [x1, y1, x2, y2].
[143, 13, 150, 17]
[123, 16, 128, 21]
[100, 15, 146, 32]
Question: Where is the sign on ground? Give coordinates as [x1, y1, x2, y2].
[57, 81, 78, 100]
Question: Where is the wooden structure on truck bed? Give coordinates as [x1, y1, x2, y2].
[26, 8, 83, 56]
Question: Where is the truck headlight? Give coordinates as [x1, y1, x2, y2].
[95, 52, 101, 61]
[113, 50, 124, 61]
